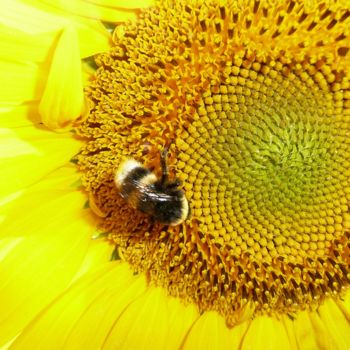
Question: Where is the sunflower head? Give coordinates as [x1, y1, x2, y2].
[76, 0, 350, 326]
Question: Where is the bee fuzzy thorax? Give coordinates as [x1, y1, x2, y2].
[114, 156, 189, 226]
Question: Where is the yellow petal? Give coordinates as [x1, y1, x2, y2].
[335, 289, 350, 322]
[70, 238, 114, 283]
[0, 24, 55, 63]
[241, 315, 292, 350]
[0, 128, 42, 158]
[0, 104, 40, 128]
[19, 165, 82, 192]
[317, 297, 350, 350]
[165, 297, 199, 350]
[36, 0, 139, 22]
[0, 60, 43, 103]
[1, 0, 66, 34]
[87, 0, 154, 9]
[102, 287, 176, 350]
[0, 173, 87, 257]
[308, 311, 336, 350]
[75, 21, 110, 58]
[64, 266, 147, 350]
[0, 337, 17, 350]
[0, 237, 23, 263]
[10, 263, 146, 350]
[0, 196, 95, 346]
[38, 25, 85, 129]
[182, 311, 249, 350]
[0, 127, 81, 198]
[82, 61, 96, 86]
[103, 288, 199, 350]
[0, 192, 23, 225]
[1, 0, 110, 58]
[0, 165, 80, 227]
[0, 165, 85, 239]
[0, 191, 84, 239]
[290, 311, 324, 350]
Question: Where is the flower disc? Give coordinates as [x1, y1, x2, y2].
[76, 0, 350, 325]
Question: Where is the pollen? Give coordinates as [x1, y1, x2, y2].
[75, 0, 350, 326]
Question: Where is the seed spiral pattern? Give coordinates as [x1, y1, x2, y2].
[76, 0, 350, 325]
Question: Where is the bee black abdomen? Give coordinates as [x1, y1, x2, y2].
[136, 188, 184, 224]
[152, 197, 184, 224]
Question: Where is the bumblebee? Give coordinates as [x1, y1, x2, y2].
[114, 149, 189, 226]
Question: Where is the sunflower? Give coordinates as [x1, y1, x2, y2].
[1, 0, 350, 349]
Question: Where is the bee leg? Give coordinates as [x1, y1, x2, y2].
[160, 147, 169, 185]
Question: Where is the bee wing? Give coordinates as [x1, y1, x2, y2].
[134, 181, 173, 203]
[119, 177, 173, 209]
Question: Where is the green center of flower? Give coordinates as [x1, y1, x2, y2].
[75, 0, 350, 326]
[179, 67, 350, 263]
